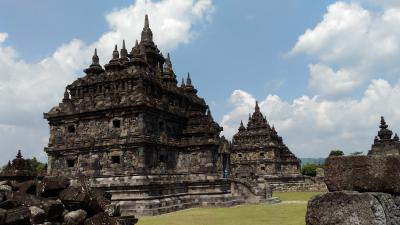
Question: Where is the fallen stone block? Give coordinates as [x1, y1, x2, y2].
[325, 155, 400, 193]
[0, 200, 19, 210]
[29, 206, 46, 224]
[306, 191, 400, 225]
[37, 176, 70, 197]
[0, 208, 6, 224]
[64, 209, 87, 225]
[5, 206, 30, 225]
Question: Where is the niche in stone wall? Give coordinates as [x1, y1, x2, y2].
[111, 155, 121, 164]
[67, 125, 76, 133]
[67, 159, 75, 168]
[113, 119, 121, 128]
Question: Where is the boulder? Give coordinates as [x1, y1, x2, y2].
[63, 209, 87, 225]
[37, 176, 70, 197]
[84, 212, 117, 225]
[11, 180, 37, 194]
[325, 155, 400, 193]
[5, 206, 30, 225]
[306, 191, 400, 225]
[29, 206, 46, 224]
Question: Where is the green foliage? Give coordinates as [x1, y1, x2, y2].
[329, 150, 344, 157]
[30, 157, 46, 174]
[301, 163, 322, 177]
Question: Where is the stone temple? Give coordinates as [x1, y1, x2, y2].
[231, 102, 303, 190]
[369, 116, 400, 155]
[44, 15, 276, 216]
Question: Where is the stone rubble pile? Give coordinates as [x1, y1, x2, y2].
[0, 176, 137, 225]
[306, 155, 400, 225]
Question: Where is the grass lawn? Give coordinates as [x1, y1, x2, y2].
[137, 192, 322, 225]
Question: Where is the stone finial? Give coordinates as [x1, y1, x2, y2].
[141, 14, 153, 42]
[92, 48, 100, 65]
[207, 108, 214, 121]
[112, 45, 119, 60]
[255, 101, 260, 113]
[144, 14, 149, 28]
[186, 73, 192, 86]
[378, 116, 393, 140]
[84, 48, 105, 74]
[16, 150, 23, 159]
[63, 88, 70, 102]
[120, 40, 128, 59]
[181, 77, 186, 88]
[395, 133, 399, 141]
[239, 120, 246, 132]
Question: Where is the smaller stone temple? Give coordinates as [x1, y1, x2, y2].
[231, 102, 303, 189]
[369, 116, 400, 155]
[0, 150, 37, 182]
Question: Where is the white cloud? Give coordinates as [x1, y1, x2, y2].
[0, 33, 8, 43]
[221, 79, 400, 158]
[291, 1, 400, 96]
[0, 0, 214, 165]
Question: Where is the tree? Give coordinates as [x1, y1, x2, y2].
[30, 157, 46, 174]
[329, 150, 344, 157]
[301, 163, 322, 177]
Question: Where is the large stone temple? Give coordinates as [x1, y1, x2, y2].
[44, 15, 275, 216]
[231, 102, 303, 190]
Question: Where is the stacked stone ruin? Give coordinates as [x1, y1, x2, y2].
[0, 151, 137, 225]
[306, 117, 400, 225]
[43, 15, 280, 216]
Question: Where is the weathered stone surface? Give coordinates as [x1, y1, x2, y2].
[60, 186, 111, 215]
[104, 204, 120, 217]
[5, 206, 30, 225]
[0, 185, 12, 192]
[306, 191, 400, 225]
[30, 206, 46, 224]
[63, 209, 87, 225]
[0, 208, 6, 224]
[11, 180, 37, 194]
[37, 176, 70, 197]
[0, 200, 19, 210]
[324, 155, 400, 193]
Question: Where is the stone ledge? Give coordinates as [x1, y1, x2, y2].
[325, 155, 400, 193]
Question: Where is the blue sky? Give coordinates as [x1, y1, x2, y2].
[1, 0, 400, 163]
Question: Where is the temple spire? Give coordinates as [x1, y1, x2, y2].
[186, 73, 192, 86]
[378, 116, 393, 140]
[16, 150, 22, 159]
[92, 48, 99, 65]
[63, 88, 70, 102]
[84, 48, 104, 75]
[112, 45, 119, 60]
[181, 77, 186, 88]
[141, 14, 153, 42]
[255, 101, 260, 113]
[238, 120, 246, 132]
[144, 14, 149, 28]
[120, 40, 128, 59]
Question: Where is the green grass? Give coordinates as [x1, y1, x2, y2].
[137, 192, 322, 225]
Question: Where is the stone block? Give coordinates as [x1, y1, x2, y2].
[5, 206, 30, 225]
[29, 206, 46, 224]
[37, 176, 70, 197]
[306, 191, 400, 225]
[64, 209, 87, 225]
[325, 155, 400, 193]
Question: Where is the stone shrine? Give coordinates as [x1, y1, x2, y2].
[369, 116, 400, 155]
[231, 102, 303, 190]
